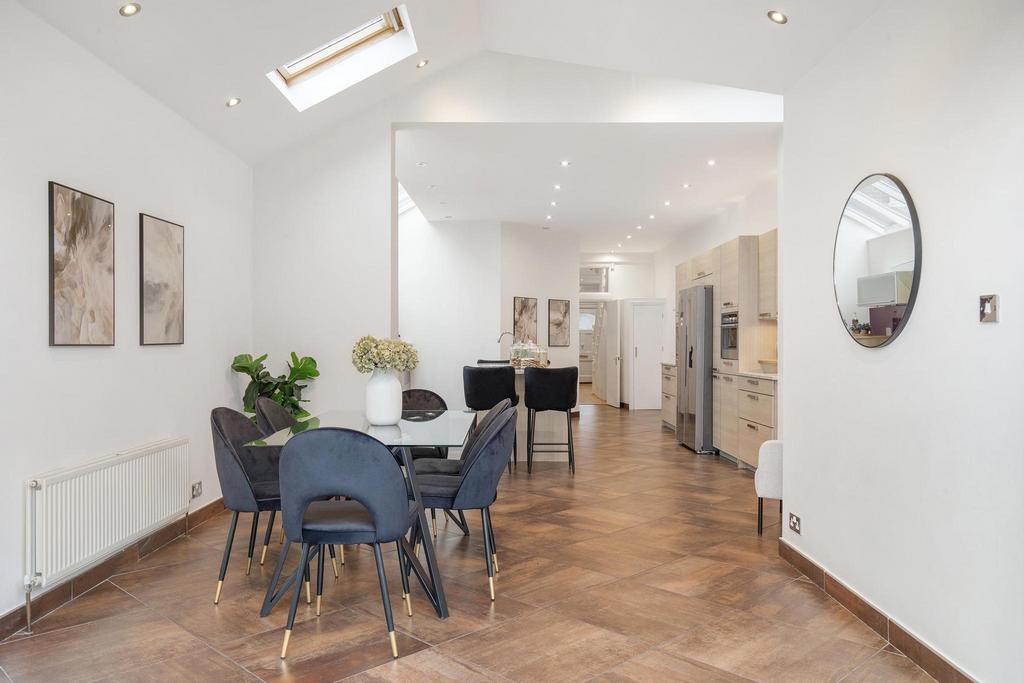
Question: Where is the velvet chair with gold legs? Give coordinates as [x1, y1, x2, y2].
[271, 428, 421, 660]
[413, 406, 517, 601]
[209, 407, 282, 604]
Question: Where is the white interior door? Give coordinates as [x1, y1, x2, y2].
[631, 302, 664, 410]
[605, 300, 621, 407]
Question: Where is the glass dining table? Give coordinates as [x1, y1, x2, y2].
[249, 409, 477, 620]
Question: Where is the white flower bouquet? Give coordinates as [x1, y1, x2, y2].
[351, 335, 418, 374]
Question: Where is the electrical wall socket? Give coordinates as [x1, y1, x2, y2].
[191, 481, 203, 499]
[789, 513, 802, 534]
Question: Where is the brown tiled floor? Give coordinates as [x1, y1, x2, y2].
[0, 406, 931, 682]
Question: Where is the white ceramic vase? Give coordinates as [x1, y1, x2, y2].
[365, 368, 402, 425]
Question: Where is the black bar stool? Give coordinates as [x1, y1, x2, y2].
[463, 365, 519, 471]
[524, 366, 579, 475]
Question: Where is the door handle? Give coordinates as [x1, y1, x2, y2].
[747, 394, 759, 400]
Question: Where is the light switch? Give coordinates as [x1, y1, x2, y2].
[980, 294, 999, 323]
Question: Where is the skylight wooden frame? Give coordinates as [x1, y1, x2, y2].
[276, 8, 405, 84]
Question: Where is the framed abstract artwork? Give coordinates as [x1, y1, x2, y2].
[548, 298, 570, 347]
[49, 182, 115, 346]
[513, 296, 538, 343]
[139, 214, 185, 345]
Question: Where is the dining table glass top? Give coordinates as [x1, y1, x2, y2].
[248, 409, 476, 449]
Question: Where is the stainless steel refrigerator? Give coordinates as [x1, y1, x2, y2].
[676, 285, 714, 452]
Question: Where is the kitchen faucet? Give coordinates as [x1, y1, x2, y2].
[496, 331, 513, 344]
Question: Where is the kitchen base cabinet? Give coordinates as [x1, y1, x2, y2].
[660, 363, 677, 430]
[733, 374, 777, 469]
[719, 373, 738, 456]
[738, 420, 775, 467]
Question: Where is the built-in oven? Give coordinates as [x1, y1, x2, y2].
[721, 312, 739, 360]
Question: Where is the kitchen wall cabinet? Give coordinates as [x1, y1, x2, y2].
[758, 229, 778, 318]
[690, 247, 719, 282]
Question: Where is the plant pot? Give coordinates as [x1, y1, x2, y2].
[365, 368, 402, 425]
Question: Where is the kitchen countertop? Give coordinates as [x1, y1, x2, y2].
[735, 370, 778, 380]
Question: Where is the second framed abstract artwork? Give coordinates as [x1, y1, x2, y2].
[548, 299, 570, 347]
[139, 214, 184, 345]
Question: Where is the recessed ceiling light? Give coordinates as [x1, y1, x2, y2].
[664, 200, 671, 206]
[648, 215, 655, 220]
[225, 97, 241, 108]
[560, 160, 570, 167]
[427, 184, 438, 190]
[617, 243, 622, 248]
[118, 3, 141, 17]
[636, 225, 643, 230]
[707, 159, 717, 166]
[553, 184, 561, 190]
[416, 59, 430, 69]
[416, 161, 428, 167]
[546, 215, 552, 220]
[626, 235, 632, 239]
[682, 183, 691, 189]
[767, 10, 789, 25]
[550, 201, 557, 207]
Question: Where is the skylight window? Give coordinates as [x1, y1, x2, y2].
[276, 9, 404, 84]
[267, 5, 418, 112]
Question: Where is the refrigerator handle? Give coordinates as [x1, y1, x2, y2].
[688, 345, 694, 368]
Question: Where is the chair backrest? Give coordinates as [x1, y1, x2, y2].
[255, 397, 298, 435]
[210, 407, 267, 512]
[524, 366, 579, 411]
[279, 428, 411, 543]
[453, 407, 517, 509]
[754, 440, 783, 499]
[463, 365, 517, 411]
[402, 388, 448, 412]
[460, 398, 512, 461]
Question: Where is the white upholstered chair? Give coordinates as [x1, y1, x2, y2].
[754, 440, 783, 535]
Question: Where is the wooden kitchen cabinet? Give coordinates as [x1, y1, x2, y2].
[719, 373, 738, 456]
[758, 229, 778, 318]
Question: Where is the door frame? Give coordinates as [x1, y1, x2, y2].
[628, 299, 666, 410]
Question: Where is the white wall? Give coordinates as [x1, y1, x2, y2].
[780, 1, 1023, 680]
[653, 175, 778, 360]
[253, 51, 781, 415]
[398, 209, 501, 408]
[0, 1, 253, 615]
[499, 224, 580, 369]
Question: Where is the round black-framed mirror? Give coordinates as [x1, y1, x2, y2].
[833, 173, 921, 348]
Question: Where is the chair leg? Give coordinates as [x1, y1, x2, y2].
[327, 544, 339, 577]
[281, 543, 311, 659]
[260, 510, 276, 566]
[483, 506, 499, 574]
[757, 497, 764, 536]
[261, 540, 291, 616]
[480, 509, 496, 601]
[566, 410, 576, 475]
[458, 510, 469, 537]
[396, 541, 413, 617]
[303, 554, 312, 604]
[431, 508, 437, 538]
[527, 409, 535, 474]
[372, 542, 399, 658]
[315, 545, 326, 616]
[214, 510, 239, 604]
[246, 512, 260, 575]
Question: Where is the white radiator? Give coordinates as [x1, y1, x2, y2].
[25, 438, 190, 590]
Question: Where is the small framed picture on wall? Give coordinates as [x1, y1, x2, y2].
[548, 298, 570, 347]
[139, 214, 184, 345]
[513, 296, 538, 343]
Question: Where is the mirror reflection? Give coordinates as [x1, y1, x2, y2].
[833, 174, 920, 347]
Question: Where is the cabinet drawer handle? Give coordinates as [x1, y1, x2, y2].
[747, 379, 758, 385]
[663, 394, 671, 399]
[746, 423, 757, 430]
[697, 271, 706, 277]
[747, 393, 759, 400]
[663, 375, 672, 381]
[723, 376, 733, 382]
[723, 301, 735, 307]
[712, 375, 719, 381]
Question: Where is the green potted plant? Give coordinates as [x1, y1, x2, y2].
[230, 352, 320, 419]
[351, 336, 418, 425]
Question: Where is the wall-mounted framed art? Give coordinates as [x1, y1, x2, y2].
[548, 298, 570, 347]
[49, 181, 115, 346]
[139, 213, 185, 345]
[513, 296, 538, 343]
